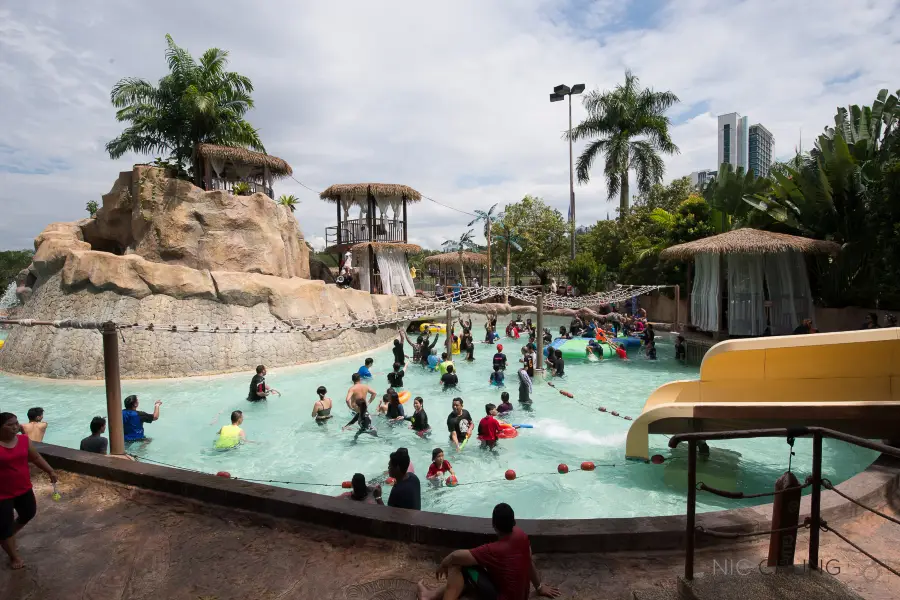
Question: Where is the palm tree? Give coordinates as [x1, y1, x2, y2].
[106, 34, 264, 185]
[442, 230, 477, 287]
[278, 194, 299, 212]
[493, 221, 522, 303]
[568, 71, 679, 215]
[468, 203, 499, 286]
[702, 164, 772, 232]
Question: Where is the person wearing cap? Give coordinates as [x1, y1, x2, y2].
[492, 344, 507, 371]
[416, 502, 560, 599]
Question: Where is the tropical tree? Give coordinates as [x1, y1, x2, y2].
[468, 203, 500, 286]
[702, 164, 772, 232]
[442, 229, 478, 287]
[498, 195, 567, 284]
[86, 200, 99, 217]
[492, 217, 523, 303]
[278, 194, 299, 212]
[568, 71, 680, 215]
[0, 250, 34, 288]
[106, 34, 264, 185]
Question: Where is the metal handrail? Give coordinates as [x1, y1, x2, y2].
[669, 426, 900, 581]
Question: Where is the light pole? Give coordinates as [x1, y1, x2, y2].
[550, 83, 585, 260]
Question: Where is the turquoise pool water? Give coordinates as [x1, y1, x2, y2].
[0, 317, 878, 519]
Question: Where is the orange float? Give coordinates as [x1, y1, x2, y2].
[398, 390, 411, 404]
[341, 480, 352, 488]
[498, 422, 519, 439]
[581, 461, 596, 471]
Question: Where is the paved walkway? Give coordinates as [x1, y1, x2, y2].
[1, 472, 897, 600]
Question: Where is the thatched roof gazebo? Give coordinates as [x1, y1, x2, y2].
[661, 228, 840, 336]
[197, 144, 292, 198]
[424, 252, 488, 287]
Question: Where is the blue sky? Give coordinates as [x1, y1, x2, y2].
[1, 0, 899, 251]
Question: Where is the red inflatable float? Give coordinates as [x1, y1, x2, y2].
[497, 422, 519, 439]
[505, 469, 517, 481]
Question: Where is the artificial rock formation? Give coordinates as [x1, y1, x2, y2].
[0, 167, 402, 379]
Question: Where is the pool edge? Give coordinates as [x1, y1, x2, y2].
[34, 443, 900, 553]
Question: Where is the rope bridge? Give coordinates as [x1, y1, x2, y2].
[0, 284, 662, 335]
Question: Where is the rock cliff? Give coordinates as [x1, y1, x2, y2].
[0, 167, 402, 379]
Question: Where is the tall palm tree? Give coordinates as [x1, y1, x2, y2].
[493, 220, 522, 303]
[106, 34, 264, 185]
[442, 230, 477, 287]
[568, 71, 680, 215]
[278, 194, 299, 212]
[468, 203, 499, 286]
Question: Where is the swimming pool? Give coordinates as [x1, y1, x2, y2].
[0, 316, 878, 519]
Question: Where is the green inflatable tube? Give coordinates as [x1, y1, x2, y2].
[555, 338, 615, 359]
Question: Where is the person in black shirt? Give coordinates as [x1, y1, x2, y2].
[440, 365, 459, 389]
[79, 416, 108, 454]
[344, 400, 378, 439]
[675, 335, 686, 361]
[386, 448, 420, 510]
[386, 391, 406, 422]
[543, 328, 552, 344]
[392, 334, 407, 366]
[642, 323, 656, 345]
[646, 339, 657, 360]
[387, 362, 405, 388]
[419, 334, 441, 367]
[492, 345, 507, 370]
[248, 365, 279, 401]
[553, 349, 565, 377]
[404, 396, 431, 437]
[463, 332, 475, 362]
[446, 397, 473, 450]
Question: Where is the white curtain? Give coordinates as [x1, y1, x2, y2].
[389, 196, 401, 223]
[210, 157, 226, 178]
[234, 163, 252, 180]
[375, 247, 416, 296]
[727, 253, 766, 336]
[340, 194, 353, 220]
[765, 251, 814, 334]
[357, 248, 370, 293]
[691, 253, 720, 332]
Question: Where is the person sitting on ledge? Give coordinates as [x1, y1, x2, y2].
[122, 395, 161, 443]
[416, 502, 560, 600]
[79, 417, 108, 455]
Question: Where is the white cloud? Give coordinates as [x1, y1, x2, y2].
[1, 0, 899, 254]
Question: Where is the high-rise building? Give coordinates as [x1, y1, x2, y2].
[689, 169, 717, 189]
[718, 113, 749, 172]
[748, 124, 775, 179]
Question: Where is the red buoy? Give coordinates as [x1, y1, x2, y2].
[557, 463, 569, 474]
[624, 416, 633, 421]
[505, 469, 517, 481]
[581, 461, 595, 471]
[560, 390, 573, 398]
[341, 480, 352, 488]
[216, 471, 231, 478]
[598, 407, 607, 412]
[386, 477, 397, 486]
[446, 475, 459, 487]
[611, 411, 620, 417]
[651, 454, 665, 465]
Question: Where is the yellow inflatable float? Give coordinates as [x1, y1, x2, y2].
[419, 322, 447, 334]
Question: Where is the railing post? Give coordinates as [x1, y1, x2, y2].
[446, 308, 453, 359]
[685, 439, 697, 580]
[674, 284, 681, 332]
[102, 322, 125, 456]
[536, 289, 544, 371]
[809, 432, 823, 570]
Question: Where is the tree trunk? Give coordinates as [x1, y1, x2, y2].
[619, 172, 630, 216]
[486, 227, 492, 287]
[504, 242, 511, 304]
[458, 251, 468, 287]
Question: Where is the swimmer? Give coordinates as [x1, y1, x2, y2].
[427, 348, 440, 371]
[463, 332, 475, 362]
[248, 365, 280, 401]
[392, 332, 408, 366]
[346, 373, 377, 414]
[586, 338, 604, 359]
[343, 399, 378, 439]
[492, 344, 507, 370]
[477, 403, 502, 449]
[214, 410, 246, 449]
[21, 408, 47, 443]
[311, 386, 333, 424]
[517, 367, 533, 405]
[387, 362, 405, 388]
[497, 391, 513, 414]
[385, 389, 406, 422]
[489, 364, 505, 386]
[553, 349, 565, 376]
[440, 364, 459, 389]
[646, 339, 657, 360]
[675, 335, 686, 361]
[357, 357, 375, 379]
[418, 334, 442, 367]
[438, 352, 454, 376]
[426, 448, 455, 480]
[404, 396, 431, 437]
[446, 398, 473, 451]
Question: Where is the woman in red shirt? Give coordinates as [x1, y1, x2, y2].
[0, 412, 58, 570]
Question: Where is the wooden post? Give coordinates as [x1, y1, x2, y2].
[674, 284, 681, 332]
[336, 202, 342, 247]
[445, 308, 453, 358]
[685, 440, 697, 580]
[686, 261, 692, 325]
[402, 197, 408, 243]
[536, 289, 544, 371]
[102, 322, 125, 456]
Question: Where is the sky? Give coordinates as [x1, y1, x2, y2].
[1, 0, 899, 252]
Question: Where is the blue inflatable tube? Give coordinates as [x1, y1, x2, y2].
[512, 424, 533, 429]
[616, 336, 642, 349]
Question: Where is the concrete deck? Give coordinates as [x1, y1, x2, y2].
[2, 473, 898, 600]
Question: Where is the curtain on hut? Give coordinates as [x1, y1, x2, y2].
[691, 253, 720, 332]
[375, 247, 415, 296]
[727, 254, 766, 336]
[357, 248, 371, 293]
[765, 251, 815, 334]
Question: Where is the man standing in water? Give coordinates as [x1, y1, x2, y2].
[446, 398, 473, 451]
[21, 408, 47, 443]
[346, 373, 377, 413]
[248, 365, 280, 402]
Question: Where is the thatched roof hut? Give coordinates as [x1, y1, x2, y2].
[351, 241, 422, 254]
[424, 252, 488, 267]
[320, 183, 422, 202]
[660, 228, 840, 260]
[196, 144, 293, 177]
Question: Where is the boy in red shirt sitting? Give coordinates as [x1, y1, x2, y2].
[426, 448, 455, 481]
[477, 403, 502, 449]
[416, 502, 560, 600]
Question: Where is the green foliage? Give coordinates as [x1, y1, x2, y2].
[106, 34, 263, 184]
[85, 200, 99, 217]
[494, 195, 566, 284]
[568, 71, 680, 214]
[232, 182, 251, 196]
[0, 250, 34, 287]
[566, 254, 599, 293]
[278, 194, 299, 212]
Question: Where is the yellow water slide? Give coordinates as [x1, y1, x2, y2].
[625, 328, 900, 460]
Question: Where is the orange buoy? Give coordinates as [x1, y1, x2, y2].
[560, 390, 573, 398]
[446, 475, 459, 487]
[386, 477, 397, 486]
[598, 407, 607, 412]
[505, 469, 517, 481]
[580, 461, 595, 471]
[557, 463, 569, 474]
[651, 454, 665, 464]
[341, 480, 352, 488]
[216, 471, 231, 478]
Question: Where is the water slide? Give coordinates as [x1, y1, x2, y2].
[625, 328, 900, 460]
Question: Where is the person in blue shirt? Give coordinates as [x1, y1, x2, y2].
[358, 358, 374, 379]
[452, 281, 462, 301]
[489, 364, 505, 386]
[122, 395, 161, 443]
[427, 349, 440, 371]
